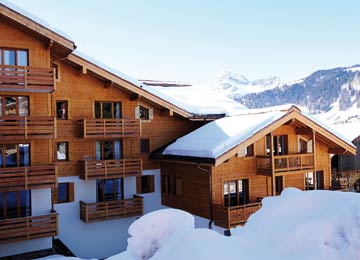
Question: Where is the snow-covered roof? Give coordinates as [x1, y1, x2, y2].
[328, 122, 360, 142]
[142, 84, 247, 117]
[73, 50, 144, 89]
[163, 105, 356, 160]
[0, 0, 74, 42]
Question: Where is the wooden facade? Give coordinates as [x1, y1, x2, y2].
[159, 110, 356, 229]
[0, 2, 202, 250]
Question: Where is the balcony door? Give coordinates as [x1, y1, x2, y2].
[266, 134, 288, 156]
[0, 96, 29, 117]
[95, 140, 122, 160]
[0, 144, 30, 168]
[97, 179, 124, 202]
[224, 179, 249, 206]
[0, 190, 31, 220]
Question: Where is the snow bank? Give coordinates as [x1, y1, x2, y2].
[126, 209, 194, 260]
[111, 188, 360, 260]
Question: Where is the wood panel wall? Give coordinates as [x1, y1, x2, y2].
[161, 162, 211, 219]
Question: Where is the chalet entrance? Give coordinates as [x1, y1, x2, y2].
[316, 171, 324, 190]
[275, 176, 283, 195]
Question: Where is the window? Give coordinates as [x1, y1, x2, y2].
[0, 191, 31, 220]
[136, 175, 155, 194]
[56, 100, 68, 119]
[140, 139, 150, 154]
[135, 105, 153, 120]
[95, 101, 122, 119]
[0, 144, 30, 167]
[56, 142, 68, 161]
[52, 182, 74, 204]
[246, 144, 254, 156]
[96, 140, 122, 160]
[0, 96, 29, 117]
[0, 48, 28, 66]
[97, 179, 123, 202]
[266, 134, 288, 156]
[224, 179, 249, 206]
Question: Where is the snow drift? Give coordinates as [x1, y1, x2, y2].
[113, 188, 360, 260]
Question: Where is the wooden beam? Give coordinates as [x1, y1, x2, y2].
[312, 129, 317, 190]
[46, 39, 54, 50]
[129, 93, 139, 101]
[295, 127, 313, 135]
[328, 148, 345, 154]
[78, 66, 87, 76]
[104, 81, 115, 88]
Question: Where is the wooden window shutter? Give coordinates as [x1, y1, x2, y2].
[52, 187, 58, 204]
[176, 178, 182, 196]
[149, 108, 154, 120]
[135, 105, 140, 119]
[136, 176, 141, 193]
[68, 182, 75, 202]
[149, 175, 155, 193]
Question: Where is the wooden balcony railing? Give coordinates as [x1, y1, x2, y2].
[80, 195, 143, 223]
[0, 165, 57, 192]
[79, 118, 141, 138]
[0, 211, 58, 244]
[213, 202, 261, 229]
[0, 65, 55, 92]
[256, 153, 314, 175]
[80, 158, 142, 180]
[0, 117, 56, 140]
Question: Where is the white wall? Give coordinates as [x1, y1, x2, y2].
[55, 172, 165, 259]
[0, 189, 53, 257]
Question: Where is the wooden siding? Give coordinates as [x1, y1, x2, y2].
[161, 162, 211, 219]
[0, 165, 57, 192]
[79, 195, 143, 223]
[80, 158, 142, 180]
[0, 212, 58, 244]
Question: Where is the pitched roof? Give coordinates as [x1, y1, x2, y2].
[162, 105, 357, 166]
[0, 0, 76, 58]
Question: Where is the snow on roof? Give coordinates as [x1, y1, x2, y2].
[142, 84, 247, 116]
[163, 105, 356, 159]
[0, 0, 74, 41]
[163, 109, 286, 158]
[72, 50, 144, 88]
[328, 122, 360, 142]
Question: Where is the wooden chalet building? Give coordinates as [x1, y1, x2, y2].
[151, 106, 357, 230]
[0, 2, 204, 258]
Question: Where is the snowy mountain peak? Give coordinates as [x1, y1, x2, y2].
[213, 71, 282, 99]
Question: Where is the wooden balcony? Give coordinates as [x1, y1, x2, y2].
[0, 211, 58, 244]
[0, 65, 55, 93]
[213, 203, 261, 229]
[0, 117, 56, 140]
[256, 153, 314, 175]
[80, 158, 142, 180]
[0, 165, 57, 192]
[79, 118, 141, 139]
[80, 195, 143, 223]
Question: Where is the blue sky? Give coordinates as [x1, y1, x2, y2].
[5, 0, 360, 84]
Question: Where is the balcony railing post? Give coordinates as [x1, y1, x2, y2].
[23, 66, 28, 87]
[24, 167, 28, 190]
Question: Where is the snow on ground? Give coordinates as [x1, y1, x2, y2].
[142, 84, 246, 116]
[111, 188, 360, 260]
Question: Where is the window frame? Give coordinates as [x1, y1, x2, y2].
[56, 142, 69, 161]
[52, 182, 75, 204]
[56, 100, 68, 120]
[97, 178, 124, 202]
[223, 178, 249, 206]
[0, 96, 29, 117]
[0, 190, 31, 220]
[136, 175, 155, 194]
[0, 143, 30, 168]
[0, 48, 29, 66]
[140, 139, 150, 154]
[95, 140, 122, 160]
[94, 101, 122, 119]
